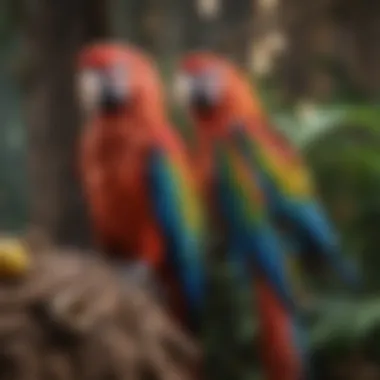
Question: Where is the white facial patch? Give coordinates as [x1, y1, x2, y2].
[172, 72, 194, 106]
[77, 69, 102, 117]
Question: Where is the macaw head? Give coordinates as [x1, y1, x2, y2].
[77, 42, 165, 120]
[174, 52, 263, 125]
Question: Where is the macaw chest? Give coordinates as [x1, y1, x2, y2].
[86, 140, 152, 223]
[94, 130, 151, 186]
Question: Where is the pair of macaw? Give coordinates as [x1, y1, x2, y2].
[77, 43, 360, 380]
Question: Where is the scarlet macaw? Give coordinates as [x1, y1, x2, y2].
[76, 43, 206, 332]
[175, 52, 309, 380]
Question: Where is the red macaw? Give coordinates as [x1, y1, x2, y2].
[76, 43, 206, 332]
[175, 52, 361, 290]
[175, 52, 311, 380]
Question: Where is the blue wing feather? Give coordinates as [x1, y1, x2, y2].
[282, 200, 360, 287]
[230, 125, 360, 289]
[147, 147, 205, 327]
[214, 142, 297, 313]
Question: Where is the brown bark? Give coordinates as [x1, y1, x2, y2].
[180, 0, 221, 51]
[179, 0, 253, 69]
[277, 0, 380, 102]
[23, 0, 110, 247]
[333, 0, 380, 97]
[219, 0, 254, 69]
[277, 0, 320, 101]
[125, 0, 174, 58]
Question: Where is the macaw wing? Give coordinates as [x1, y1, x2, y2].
[280, 199, 360, 289]
[213, 142, 297, 313]
[230, 123, 360, 289]
[147, 146, 205, 326]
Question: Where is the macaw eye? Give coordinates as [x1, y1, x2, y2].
[105, 63, 128, 98]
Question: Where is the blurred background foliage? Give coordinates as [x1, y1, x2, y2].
[0, 0, 380, 378]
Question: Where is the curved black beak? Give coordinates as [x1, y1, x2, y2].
[190, 87, 216, 114]
[190, 77, 217, 114]
[100, 84, 126, 114]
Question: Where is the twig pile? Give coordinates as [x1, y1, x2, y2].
[0, 245, 200, 380]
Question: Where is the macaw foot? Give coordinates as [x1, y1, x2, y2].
[0, 238, 30, 278]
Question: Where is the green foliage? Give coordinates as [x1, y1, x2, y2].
[168, 83, 380, 377]
[269, 103, 380, 291]
[198, 101, 380, 378]
[308, 297, 380, 378]
[270, 104, 380, 376]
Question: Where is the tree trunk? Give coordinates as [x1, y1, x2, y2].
[24, 0, 110, 247]
[180, 0, 223, 52]
[219, 0, 254, 69]
[277, 0, 316, 101]
[334, 0, 380, 97]
[277, 0, 380, 102]
[179, 0, 253, 68]
[125, 0, 173, 58]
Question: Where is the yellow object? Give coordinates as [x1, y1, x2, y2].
[0, 238, 30, 278]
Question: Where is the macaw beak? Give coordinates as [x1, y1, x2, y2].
[189, 84, 216, 113]
[99, 80, 127, 114]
